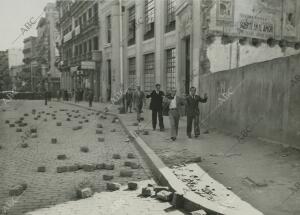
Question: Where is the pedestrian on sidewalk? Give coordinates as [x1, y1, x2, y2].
[88, 89, 94, 107]
[125, 88, 133, 113]
[146, 84, 165, 131]
[163, 88, 186, 141]
[44, 90, 48, 106]
[186, 87, 208, 138]
[133, 86, 145, 122]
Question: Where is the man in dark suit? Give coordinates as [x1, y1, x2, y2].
[146, 84, 164, 131]
[186, 86, 208, 138]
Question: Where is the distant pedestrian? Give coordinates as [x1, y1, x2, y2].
[163, 88, 185, 141]
[88, 89, 94, 107]
[64, 90, 69, 101]
[57, 90, 61, 101]
[146, 84, 164, 131]
[44, 91, 48, 105]
[133, 86, 145, 122]
[125, 88, 133, 113]
[186, 87, 208, 138]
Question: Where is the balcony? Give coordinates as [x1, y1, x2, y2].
[70, 51, 101, 66]
[80, 16, 99, 34]
[63, 31, 72, 43]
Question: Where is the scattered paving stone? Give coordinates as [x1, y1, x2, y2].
[96, 130, 103, 134]
[124, 161, 132, 167]
[130, 162, 139, 169]
[112, 154, 121, 159]
[84, 119, 89, 123]
[132, 122, 139, 126]
[103, 175, 114, 181]
[79, 187, 93, 199]
[68, 165, 80, 172]
[52, 117, 57, 120]
[96, 163, 105, 170]
[127, 153, 136, 159]
[21, 143, 28, 148]
[110, 129, 116, 132]
[97, 123, 103, 128]
[44, 119, 47, 122]
[106, 182, 121, 191]
[31, 133, 38, 138]
[57, 166, 68, 173]
[66, 118, 71, 121]
[82, 164, 95, 172]
[16, 128, 22, 132]
[24, 113, 29, 116]
[37, 166, 46, 172]
[187, 156, 202, 163]
[190, 209, 207, 215]
[141, 187, 153, 197]
[120, 170, 133, 177]
[9, 124, 15, 127]
[9, 184, 27, 196]
[51, 138, 58, 144]
[128, 182, 138, 190]
[73, 126, 82, 130]
[79, 121, 83, 124]
[5, 120, 10, 124]
[156, 190, 173, 202]
[57, 154, 67, 160]
[80, 146, 89, 153]
[30, 128, 37, 133]
[56, 122, 62, 126]
[143, 130, 149, 135]
[98, 137, 105, 142]
[104, 164, 115, 170]
[153, 186, 170, 194]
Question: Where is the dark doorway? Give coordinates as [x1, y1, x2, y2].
[107, 60, 112, 102]
[185, 36, 190, 95]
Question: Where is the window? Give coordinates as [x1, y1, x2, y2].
[75, 45, 78, 56]
[107, 15, 112, 43]
[128, 6, 136, 46]
[88, 39, 92, 52]
[128, 57, 136, 89]
[144, 0, 155, 40]
[144, 53, 155, 93]
[166, 48, 176, 92]
[83, 13, 87, 25]
[93, 36, 99, 50]
[75, 20, 79, 27]
[88, 8, 92, 19]
[166, 0, 176, 33]
[79, 44, 82, 55]
[83, 41, 87, 53]
[93, 3, 98, 17]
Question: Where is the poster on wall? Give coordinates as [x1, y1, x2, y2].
[283, 0, 297, 38]
[217, 0, 235, 26]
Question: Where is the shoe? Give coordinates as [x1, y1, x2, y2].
[195, 135, 199, 138]
[160, 128, 164, 132]
[171, 137, 176, 141]
[188, 135, 192, 139]
[153, 128, 156, 131]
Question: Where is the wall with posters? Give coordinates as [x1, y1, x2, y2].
[206, 0, 300, 72]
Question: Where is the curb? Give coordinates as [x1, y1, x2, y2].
[62, 102, 263, 215]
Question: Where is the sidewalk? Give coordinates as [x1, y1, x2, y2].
[63, 100, 300, 215]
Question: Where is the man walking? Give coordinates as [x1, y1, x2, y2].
[125, 88, 133, 113]
[133, 86, 145, 122]
[88, 89, 94, 107]
[163, 88, 185, 141]
[186, 87, 208, 138]
[146, 84, 164, 131]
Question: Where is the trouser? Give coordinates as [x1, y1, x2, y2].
[152, 109, 164, 129]
[126, 101, 132, 112]
[89, 99, 92, 107]
[187, 114, 200, 136]
[136, 103, 143, 121]
[169, 109, 180, 138]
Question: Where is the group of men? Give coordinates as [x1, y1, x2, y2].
[125, 84, 208, 141]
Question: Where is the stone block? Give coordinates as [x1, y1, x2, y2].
[104, 164, 115, 170]
[51, 138, 57, 144]
[31, 133, 38, 138]
[128, 182, 138, 190]
[24, 113, 29, 116]
[5, 120, 9, 124]
[57, 154, 67, 160]
[82, 164, 95, 172]
[190, 210, 207, 215]
[80, 187, 93, 199]
[171, 192, 184, 208]
[112, 154, 121, 159]
[66, 118, 71, 121]
[79, 121, 83, 124]
[44, 119, 47, 122]
[130, 162, 139, 169]
[9, 124, 15, 127]
[57, 166, 68, 173]
[106, 182, 121, 191]
[124, 161, 132, 167]
[103, 175, 114, 181]
[98, 137, 105, 142]
[97, 123, 103, 128]
[96, 130, 103, 134]
[127, 153, 136, 159]
[141, 187, 153, 197]
[143, 130, 149, 135]
[80, 146, 89, 153]
[96, 163, 105, 170]
[156, 190, 173, 202]
[37, 166, 46, 172]
[132, 122, 139, 126]
[68, 165, 80, 172]
[30, 128, 37, 133]
[84, 119, 89, 123]
[110, 129, 116, 132]
[56, 122, 62, 126]
[16, 128, 22, 132]
[120, 170, 133, 177]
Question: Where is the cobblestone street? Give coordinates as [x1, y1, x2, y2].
[0, 100, 151, 215]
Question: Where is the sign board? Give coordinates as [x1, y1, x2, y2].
[81, 61, 95, 70]
[238, 14, 274, 39]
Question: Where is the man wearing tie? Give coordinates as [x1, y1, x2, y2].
[186, 86, 208, 138]
[146, 84, 164, 131]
